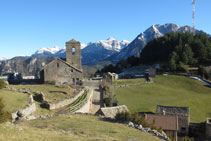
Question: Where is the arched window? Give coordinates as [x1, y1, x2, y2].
[72, 47, 76, 55]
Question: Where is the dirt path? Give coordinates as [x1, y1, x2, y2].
[83, 80, 103, 114]
[90, 87, 103, 114]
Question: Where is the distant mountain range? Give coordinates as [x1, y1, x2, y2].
[30, 37, 129, 65]
[81, 37, 130, 64]
[0, 57, 10, 61]
[106, 23, 203, 63]
[0, 23, 207, 76]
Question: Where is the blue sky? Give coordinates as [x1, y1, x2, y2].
[0, 0, 210, 58]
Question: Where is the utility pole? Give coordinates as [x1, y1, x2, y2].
[192, 0, 195, 33]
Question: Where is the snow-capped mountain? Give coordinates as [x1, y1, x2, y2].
[31, 46, 65, 58]
[81, 37, 130, 64]
[31, 37, 129, 64]
[108, 23, 203, 63]
[0, 57, 10, 61]
[1, 23, 208, 76]
[32, 44, 87, 58]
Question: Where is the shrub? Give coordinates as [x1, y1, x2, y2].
[102, 82, 116, 107]
[0, 80, 7, 89]
[115, 112, 149, 127]
[103, 98, 112, 107]
[115, 112, 165, 133]
[0, 98, 12, 123]
[115, 111, 131, 122]
[182, 136, 194, 141]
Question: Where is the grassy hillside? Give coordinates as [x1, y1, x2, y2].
[8, 84, 74, 103]
[113, 75, 211, 122]
[0, 89, 28, 112]
[0, 114, 161, 141]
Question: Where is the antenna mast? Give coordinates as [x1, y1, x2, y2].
[192, 0, 195, 33]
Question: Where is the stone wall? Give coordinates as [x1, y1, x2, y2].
[99, 105, 129, 118]
[12, 103, 36, 120]
[156, 105, 190, 135]
[206, 118, 211, 138]
[43, 90, 85, 110]
[11, 92, 36, 120]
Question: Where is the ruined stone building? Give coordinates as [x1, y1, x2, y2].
[145, 114, 178, 141]
[156, 105, 190, 136]
[43, 39, 83, 85]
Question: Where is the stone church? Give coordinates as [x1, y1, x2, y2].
[43, 39, 83, 85]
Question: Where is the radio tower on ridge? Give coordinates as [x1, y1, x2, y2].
[192, 0, 195, 33]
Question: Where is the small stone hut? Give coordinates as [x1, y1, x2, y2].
[145, 114, 178, 141]
[43, 39, 83, 86]
[156, 105, 190, 136]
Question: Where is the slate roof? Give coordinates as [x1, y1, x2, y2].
[100, 105, 129, 118]
[145, 114, 178, 131]
[156, 105, 189, 117]
[44, 58, 82, 73]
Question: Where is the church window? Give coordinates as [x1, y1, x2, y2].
[72, 47, 76, 55]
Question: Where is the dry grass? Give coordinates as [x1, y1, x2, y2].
[0, 115, 162, 141]
[8, 84, 74, 103]
[0, 89, 28, 112]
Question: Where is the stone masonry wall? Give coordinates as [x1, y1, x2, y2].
[44, 58, 82, 86]
[6, 88, 37, 120]
[45, 90, 84, 110]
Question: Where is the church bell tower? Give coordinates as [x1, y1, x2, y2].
[66, 39, 82, 70]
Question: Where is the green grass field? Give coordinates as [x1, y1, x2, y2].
[113, 78, 146, 85]
[0, 89, 28, 113]
[113, 75, 211, 122]
[0, 114, 161, 141]
[8, 84, 74, 103]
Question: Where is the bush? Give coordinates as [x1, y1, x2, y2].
[0, 80, 7, 89]
[0, 98, 12, 123]
[115, 111, 131, 122]
[115, 112, 165, 133]
[183, 136, 194, 141]
[103, 98, 112, 107]
[115, 112, 149, 127]
[102, 83, 116, 107]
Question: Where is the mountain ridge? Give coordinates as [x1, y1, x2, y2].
[106, 23, 204, 64]
[0, 23, 209, 76]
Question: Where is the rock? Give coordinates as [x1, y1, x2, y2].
[138, 124, 143, 129]
[18, 128, 23, 132]
[143, 127, 150, 132]
[29, 95, 34, 104]
[25, 115, 37, 120]
[128, 121, 134, 128]
[40, 91, 46, 101]
[134, 124, 139, 129]
[17, 111, 23, 117]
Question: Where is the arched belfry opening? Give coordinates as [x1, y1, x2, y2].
[66, 39, 82, 70]
[72, 47, 76, 55]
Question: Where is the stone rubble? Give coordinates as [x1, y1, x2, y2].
[126, 121, 170, 141]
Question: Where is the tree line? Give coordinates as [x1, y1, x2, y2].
[97, 32, 211, 74]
